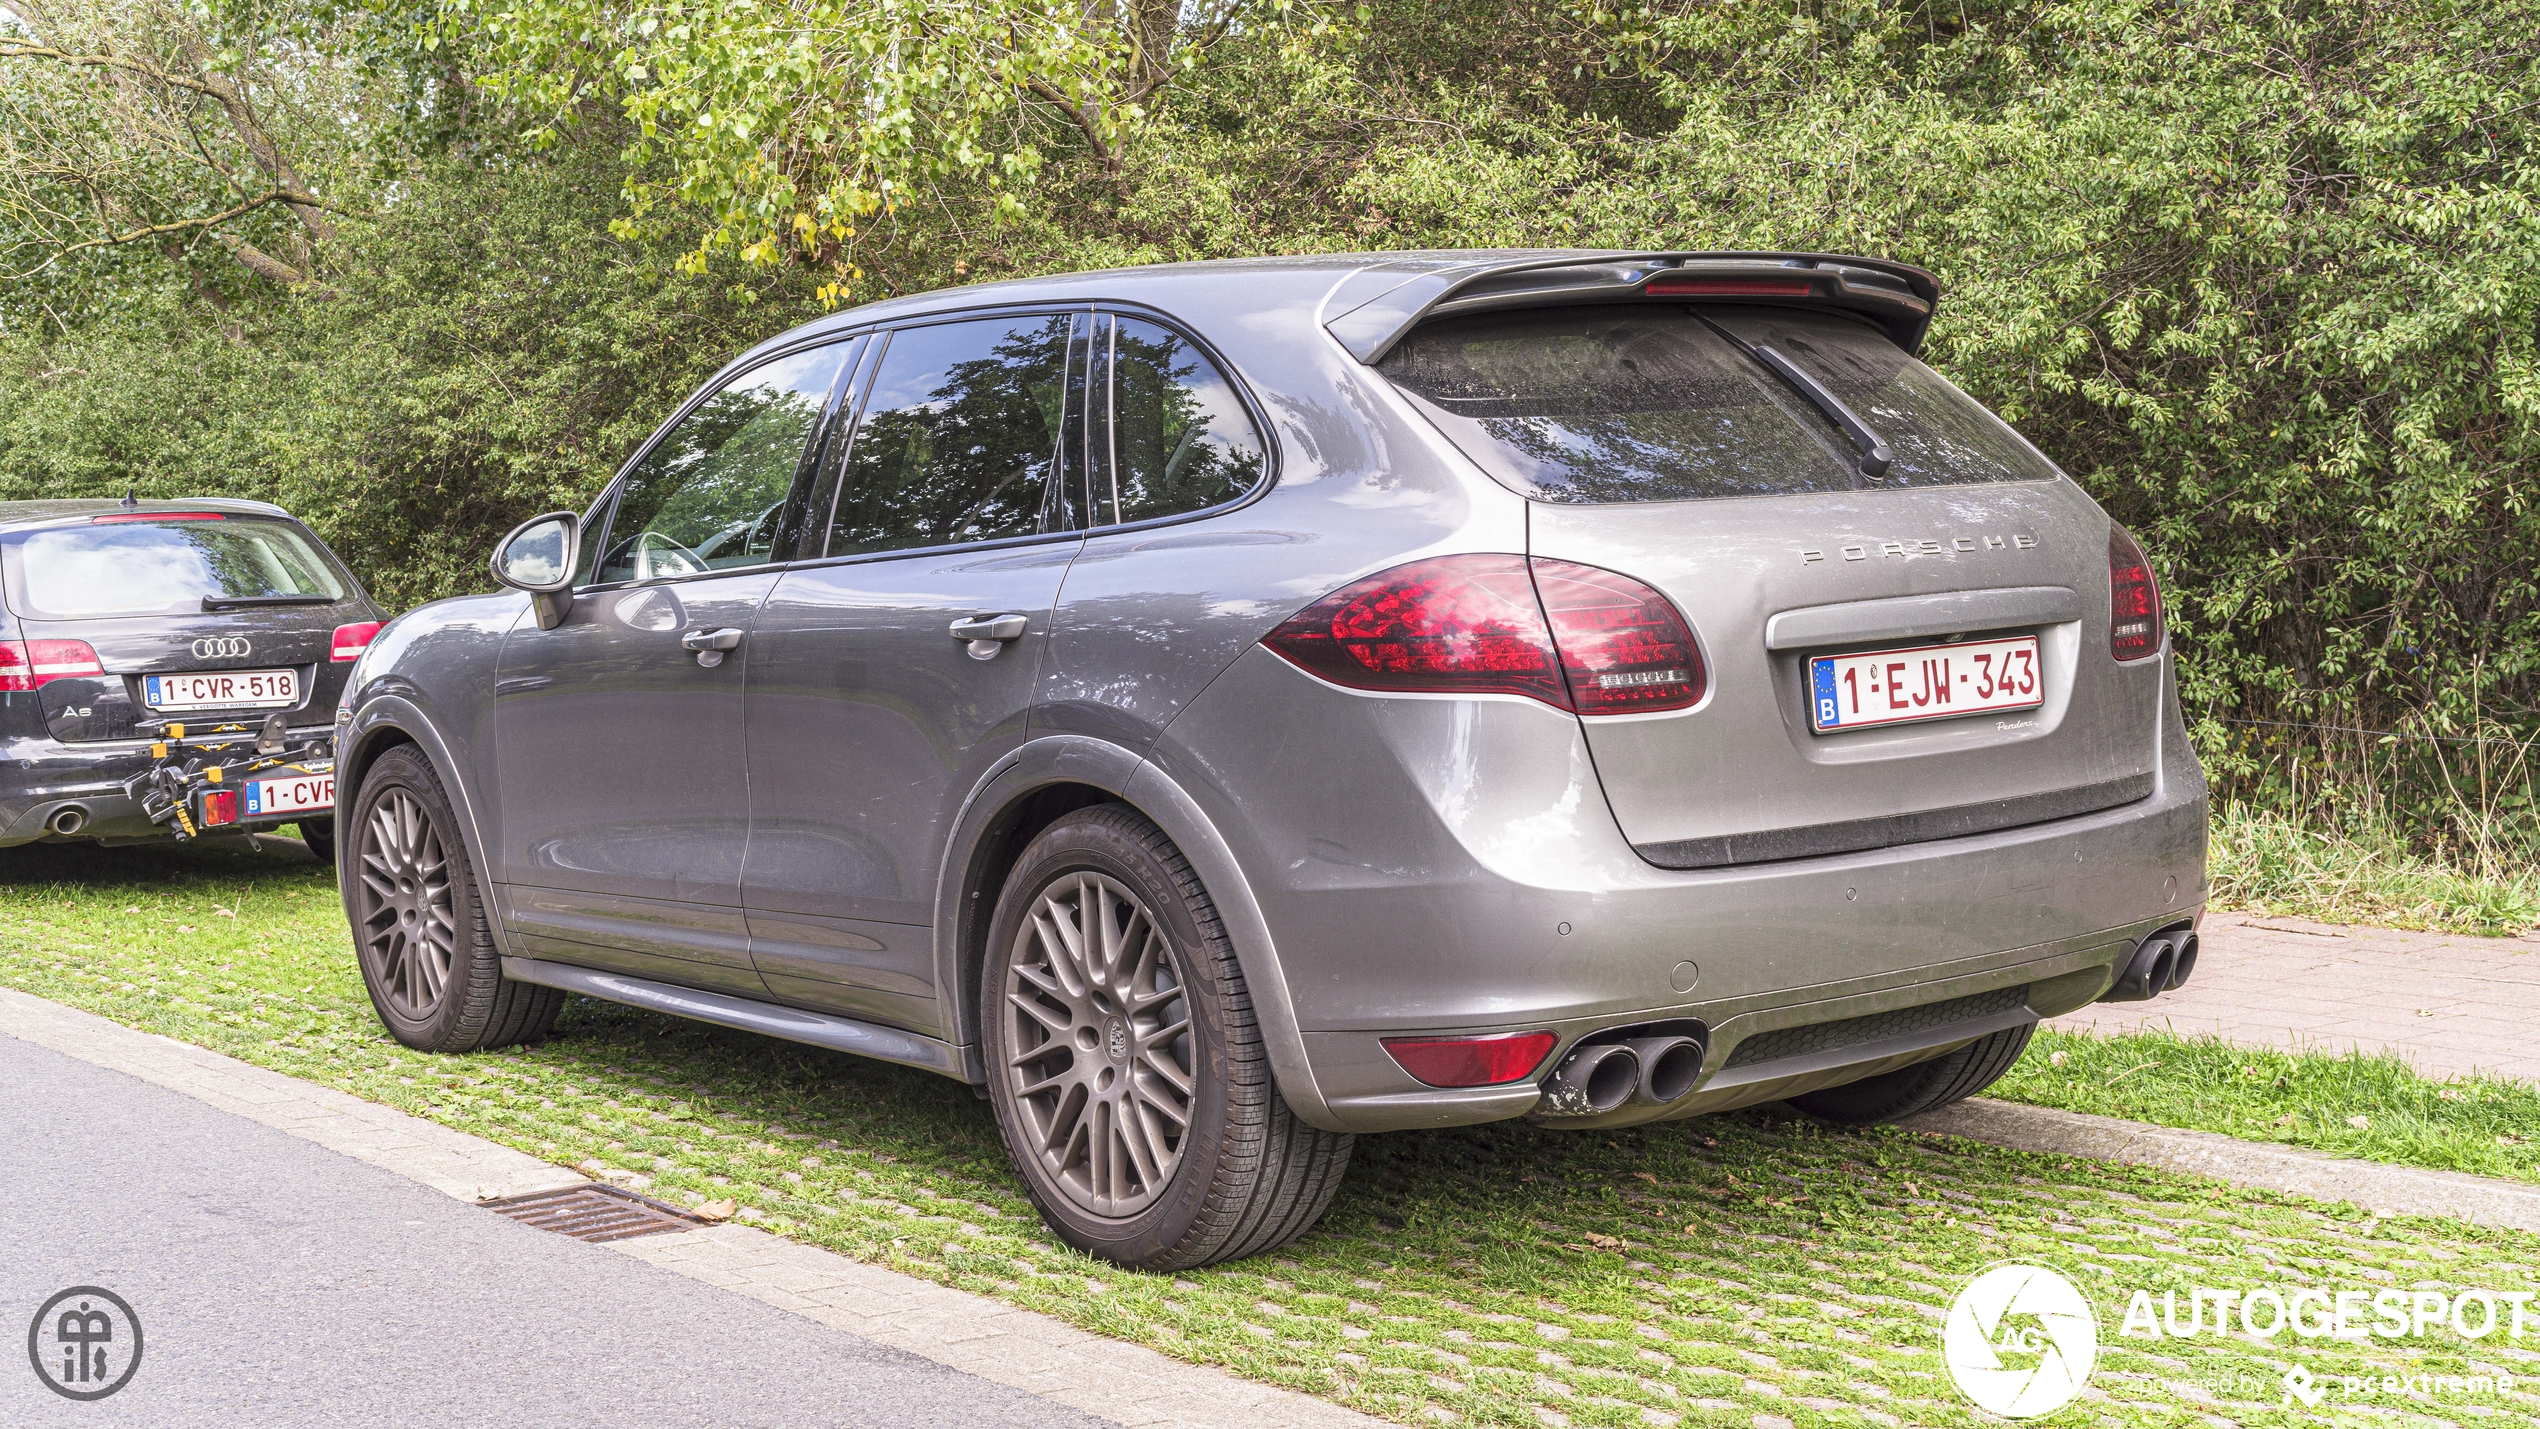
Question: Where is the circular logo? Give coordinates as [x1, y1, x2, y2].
[191, 636, 252, 660]
[1104, 1017, 1130, 1063]
[27, 1286, 143, 1401]
[1940, 1262, 2096, 1418]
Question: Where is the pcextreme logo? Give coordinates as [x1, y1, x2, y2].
[1941, 1261, 2101, 1419]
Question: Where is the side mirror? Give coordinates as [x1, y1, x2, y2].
[491, 511, 579, 630]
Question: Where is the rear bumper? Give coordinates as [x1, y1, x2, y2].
[1153, 648, 2209, 1134]
[0, 732, 333, 847]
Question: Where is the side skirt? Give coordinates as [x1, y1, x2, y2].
[501, 956, 971, 1081]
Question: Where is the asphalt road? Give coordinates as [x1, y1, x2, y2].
[0, 1030, 1111, 1427]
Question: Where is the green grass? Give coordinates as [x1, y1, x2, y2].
[1997, 1029, 2540, 1184]
[7, 839, 2540, 1427]
[2210, 803, 2540, 935]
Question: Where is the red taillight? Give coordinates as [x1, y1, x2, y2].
[201, 790, 238, 827]
[331, 621, 384, 662]
[0, 639, 103, 690]
[1382, 1030, 1558, 1088]
[1262, 555, 1703, 716]
[91, 511, 225, 523]
[2108, 525, 2164, 662]
[1643, 276, 1813, 298]
[1532, 559, 1706, 714]
[1261, 554, 1569, 707]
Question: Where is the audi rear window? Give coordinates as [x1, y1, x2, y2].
[1379, 305, 2060, 503]
[2, 517, 347, 620]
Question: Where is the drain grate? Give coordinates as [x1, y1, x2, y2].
[480, 1183, 702, 1242]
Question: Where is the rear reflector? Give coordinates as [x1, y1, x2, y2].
[1382, 1030, 1558, 1087]
[1261, 554, 1570, 708]
[2108, 525, 2164, 662]
[1263, 555, 1704, 716]
[200, 790, 238, 827]
[91, 511, 225, 523]
[1643, 276, 1813, 298]
[0, 639, 104, 690]
[331, 621, 384, 662]
[1531, 560, 1706, 714]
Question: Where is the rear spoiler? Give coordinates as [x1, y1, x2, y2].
[1321, 251, 1940, 365]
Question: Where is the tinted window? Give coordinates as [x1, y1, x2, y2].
[1098, 317, 1267, 524]
[1380, 307, 1857, 502]
[825, 315, 1078, 556]
[598, 344, 848, 584]
[1706, 308, 2061, 488]
[3, 516, 346, 620]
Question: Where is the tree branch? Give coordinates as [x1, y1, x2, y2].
[6, 187, 321, 281]
[0, 39, 226, 97]
[1022, 74, 1115, 169]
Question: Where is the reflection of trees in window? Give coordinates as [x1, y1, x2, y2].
[1106, 319, 1265, 524]
[1460, 410, 1855, 503]
[603, 346, 844, 581]
[827, 316, 1075, 556]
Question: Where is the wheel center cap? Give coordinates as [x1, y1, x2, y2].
[1104, 1017, 1130, 1064]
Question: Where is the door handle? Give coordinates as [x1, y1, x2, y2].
[682, 627, 744, 667]
[949, 613, 1027, 660]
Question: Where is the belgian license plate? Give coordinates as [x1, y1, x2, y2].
[244, 770, 334, 817]
[144, 668, 299, 710]
[1809, 636, 2042, 733]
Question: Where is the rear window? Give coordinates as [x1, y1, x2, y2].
[1379, 305, 2059, 503]
[2, 516, 347, 620]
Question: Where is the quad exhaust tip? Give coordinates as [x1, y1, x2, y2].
[1625, 1034, 1709, 1106]
[2103, 926, 2198, 1003]
[1539, 1023, 1713, 1117]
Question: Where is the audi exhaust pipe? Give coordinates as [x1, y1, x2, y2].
[2102, 928, 2196, 1002]
[1538, 1042, 1641, 1117]
[1625, 1033, 1709, 1106]
[47, 805, 87, 837]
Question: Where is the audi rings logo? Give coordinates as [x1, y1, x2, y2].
[190, 636, 251, 660]
[1942, 1261, 2099, 1418]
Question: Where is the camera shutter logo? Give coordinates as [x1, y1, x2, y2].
[191, 636, 251, 660]
[26, 1286, 143, 1401]
[1941, 1262, 2098, 1418]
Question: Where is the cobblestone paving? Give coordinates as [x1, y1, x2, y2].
[6, 845, 2539, 1427]
[2056, 913, 2540, 1084]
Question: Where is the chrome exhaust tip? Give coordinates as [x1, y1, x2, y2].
[47, 805, 87, 837]
[1539, 1042, 1641, 1117]
[1625, 1034, 1708, 1106]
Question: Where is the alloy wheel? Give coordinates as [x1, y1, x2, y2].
[1002, 870, 1196, 1218]
[358, 788, 456, 1020]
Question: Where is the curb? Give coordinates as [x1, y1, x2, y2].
[1907, 1097, 2540, 1234]
[0, 987, 1386, 1429]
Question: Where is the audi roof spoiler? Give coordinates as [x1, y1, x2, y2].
[1321, 251, 1941, 365]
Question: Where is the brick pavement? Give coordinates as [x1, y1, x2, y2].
[2050, 911, 2540, 1084]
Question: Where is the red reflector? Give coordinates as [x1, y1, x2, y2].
[201, 790, 238, 827]
[0, 639, 103, 689]
[1261, 554, 1570, 708]
[1382, 1031, 1558, 1088]
[331, 621, 384, 662]
[1530, 559, 1705, 715]
[91, 511, 225, 523]
[2108, 525, 2164, 662]
[1643, 276, 1814, 297]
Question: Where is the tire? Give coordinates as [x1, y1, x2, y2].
[1786, 1021, 2037, 1126]
[297, 816, 336, 865]
[981, 803, 1353, 1271]
[347, 745, 561, 1054]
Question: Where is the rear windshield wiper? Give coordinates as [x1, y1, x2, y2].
[1692, 315, 1893, 478]
[201, 593, 335, 610]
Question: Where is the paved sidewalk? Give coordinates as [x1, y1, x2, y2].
[2050, 911, 2540, 1083]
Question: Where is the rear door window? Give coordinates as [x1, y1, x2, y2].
[1, 516, 347, 620]
[597, 343, 851, 584]
[821, 314, 1081, 556]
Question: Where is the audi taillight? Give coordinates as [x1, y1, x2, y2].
[0, 639, 103, 691]
[1383, 1030, 1558, 1088]
[2108, 525, 2163, 662]
[1262, 555, 1703, 715]
[331, 621, 384, 662]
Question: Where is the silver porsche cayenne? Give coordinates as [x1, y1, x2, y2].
[335, 250, 2208, 1269]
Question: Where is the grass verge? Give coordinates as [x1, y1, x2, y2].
[6, 839, 2538, 1426]
[2209, 803, 2540, 935]
[1997, 1028, 2540, 1185]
